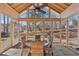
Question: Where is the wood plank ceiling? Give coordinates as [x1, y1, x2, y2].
[8, 3, 71, 14]
[8, 3, 32, 13]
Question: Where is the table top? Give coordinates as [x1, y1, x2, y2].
[25, 40, 49, 47]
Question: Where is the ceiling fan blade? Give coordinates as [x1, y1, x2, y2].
[40, 9, 46, 14]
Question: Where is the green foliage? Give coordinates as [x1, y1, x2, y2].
[35, 35, 40, 41]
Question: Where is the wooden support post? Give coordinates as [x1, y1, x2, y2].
[44, 21, 46, 33]
[49, 8, 51, 32]
[78, 15, 79, 42]
[4, 16, 5, 32]
[18, 18, 21, 42]
[26, 8, 29, 40]
[52, 21, 54, 45]
[26, 21, 28, 40]
[66, 18, 69, 46]
[26, 21, 27, 41]
[0, 13, 2, 44]
[34, 20, 36, 33]
[42, 19, 45, 33]
[60, 20, 62, 43]
[41, 13, 44, 33]
[49, 21, 51, 32]
[50, 9, 53, 45]
[0, 13, 3, 53]
[42, 20, 45, 41]
[20, 21, 22, 32]
[9, 18, 14, 47]
[50, 20, 53, 47]
[7, 16, 9, 33]
[49, 9, 53, 55]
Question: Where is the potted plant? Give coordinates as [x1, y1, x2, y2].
[35, 35, 41, 41]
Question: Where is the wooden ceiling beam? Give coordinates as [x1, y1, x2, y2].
[50, 3, 65, 11]
[8, 3, 32, 13]
[18, 4, 32, 13]
[64, 3, 71, 6]
[8, 3, 23, 13]
[11, 3, 22, 8]
[19, 4, 32, 13]
[47, 4, 61, 14]
[15, 4, 29, 11]
[8, 3, 14, 6]
[55, 3, 68, 9]
[7, 3, 72, 14]
[20, 18, 64, 21]
[0, 3, 19, 19]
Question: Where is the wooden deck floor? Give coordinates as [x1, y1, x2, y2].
[0, 43, 79, 56]
[53, 43, 79, 56]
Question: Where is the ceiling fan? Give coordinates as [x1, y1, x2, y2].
[32, 3, 47, 14]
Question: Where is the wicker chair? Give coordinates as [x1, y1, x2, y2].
[44, 42, 53, 56]
[44, 35, 53, 56]
[21, 36, 30, 56]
